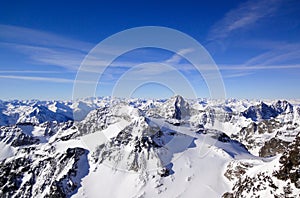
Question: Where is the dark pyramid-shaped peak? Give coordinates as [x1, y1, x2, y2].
[168, 95, 190, 120]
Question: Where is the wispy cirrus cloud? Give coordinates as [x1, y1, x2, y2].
[0, 75, 76, 83]
[0, 75, 96, 84]
[165, 48, 194, 64]
[127, 46, 300, 80]
[0, 25, 164, 72]
[0, 70, 60, 74]
[204, 0, 300, 79]
[1, 42, 85, 70]
[219, 64, 300, 71]
[223, 71, 254, 79]
[0, 24, 94, 71]
[207, 0, 282, 41]
[0, 24, 92, 52]
[244, 43, 300, 66]
[0, 24, 199, 83]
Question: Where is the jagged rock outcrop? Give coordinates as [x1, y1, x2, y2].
[273, 100, 293, 114]
[273, 132, 300, 188]
[0, 125, 40, 147]
[243, 102, 280, 121]
[224, 132, 300, 197]
[0, 147, 89, 198]
[259, 137, 290, 157]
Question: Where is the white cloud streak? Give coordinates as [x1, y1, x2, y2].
[219, 64, 300, 71]
[0, 24, 92, 52]
[244, 43, 300, 66]
[223, 72, 254, 79]
[204, 0, 299, 79]
[165, 48, 194, 64]
[0, 75, 95, 84]
[0, 70, 61, 74]
[0, 41, 86, 71]
[0, 75, 75, 83]
[0, 24, 118, 71]
[207, 0, 282, 41]
[0, 25, 152, 72]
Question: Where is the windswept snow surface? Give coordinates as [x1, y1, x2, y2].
[0, 141, 15, 160]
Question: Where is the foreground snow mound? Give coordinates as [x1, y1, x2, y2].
[0, 96, 299, 197]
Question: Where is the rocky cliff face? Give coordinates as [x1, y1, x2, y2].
[223, 132, 300, 198]
[0, 147, 89, 198]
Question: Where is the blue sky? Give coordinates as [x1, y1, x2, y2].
[0, 0, 300, 100]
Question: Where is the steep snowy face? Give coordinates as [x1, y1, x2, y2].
[170, 95, 190, 120]
[0, 96, 300, 197]
[19, 104, 71, 124]
[272, 100, 294, 114]
[0, 98, 110, 126]
[146, 95, 190, 120]
[71, 100, 100, 121]
[241, 100, 295, 122]
[242, 102, 280, 121]
[0, 101, 73, 126]
[92, 117, 166, 173]
[80, 101, 196, 175]
[230, 100, 300, 156]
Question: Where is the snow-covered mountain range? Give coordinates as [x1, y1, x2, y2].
[0, 96, 300, 197]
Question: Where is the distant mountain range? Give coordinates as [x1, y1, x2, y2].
[0, 96, 299, 197]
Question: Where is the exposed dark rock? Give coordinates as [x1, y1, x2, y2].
[224, 162, 253, 181]
[259, 137, 290, 157]
[222, 192, 234, 198]
[0, 147, 89, 198]
[232, 119, 283, 151]
[243, 102, 281, 121]
[172, 95, 190, 120]
[272, 100, 293, 114]
[224, 173, 279, 197]
[0, 126, 40, 147]
[273, 133, 300, 188]
[0, 157, 32, 197]
[218, 133, 231, 143]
